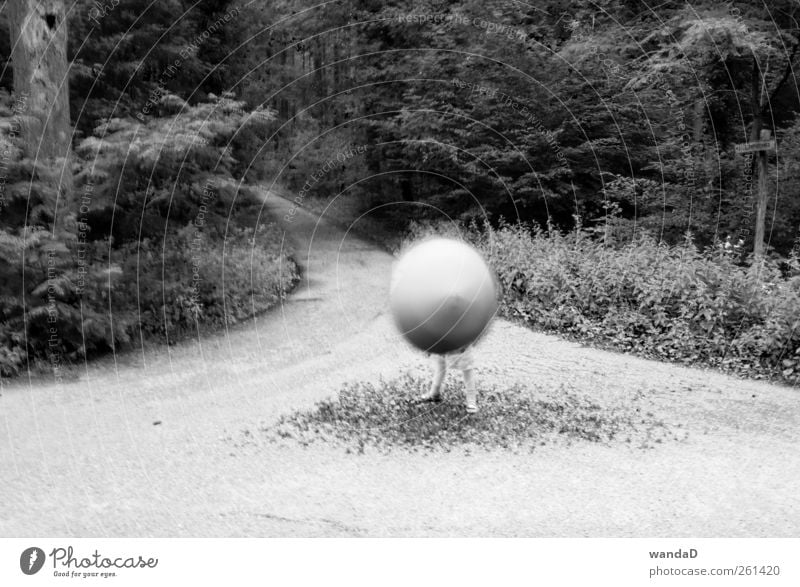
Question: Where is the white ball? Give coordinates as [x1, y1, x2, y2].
[390, 237, 498, 354]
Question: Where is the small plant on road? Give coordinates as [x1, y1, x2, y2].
[261, 374, 678, 454]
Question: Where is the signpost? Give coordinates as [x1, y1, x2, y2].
[735, 130, 775, 259]
[734, 139, 776, 154]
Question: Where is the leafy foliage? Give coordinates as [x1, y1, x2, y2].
[67, 0, 242, 134]
[467, 222, 800, 384]
[0, 88, 290, 377]
[261, 374, 677, 454]
[5, 0, 800, 379]
[231, 0, 800, 254]
[111, 222, 298, 340]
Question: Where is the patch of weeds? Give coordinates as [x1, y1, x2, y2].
[260, 374, 679, 454]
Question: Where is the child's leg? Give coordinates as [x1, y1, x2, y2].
[463, 368, 477, 413]
[419, 354, 446, 401]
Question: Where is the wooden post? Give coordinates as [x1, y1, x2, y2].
[753, 129, 771, 259]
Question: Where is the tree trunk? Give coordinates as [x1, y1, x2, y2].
[750, 56, 767, 260]
[7, 0, 71, 162]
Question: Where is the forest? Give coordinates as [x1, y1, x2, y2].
[1, 0, 799, 384]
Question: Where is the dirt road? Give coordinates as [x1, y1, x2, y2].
[1, 189, 798, 537]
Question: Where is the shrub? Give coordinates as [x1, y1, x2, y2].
[0, 91, 291, 377]
[111, 222, 299, 341]
[402, 220, 800, 385]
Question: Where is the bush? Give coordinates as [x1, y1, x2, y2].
[402, 220, 800, 385]
[0, 220, 297, 376]
[0, 91, 291, 377]
[113, 222, 299, 339]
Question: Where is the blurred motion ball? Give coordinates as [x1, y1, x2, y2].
[390, 237, 498, 354]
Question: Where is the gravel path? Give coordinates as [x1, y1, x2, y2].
[1, 188, 798, 537]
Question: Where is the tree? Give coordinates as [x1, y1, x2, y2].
[617, 2, 800, 254]
[68, 0, 241, 135]
[6, 0, 70, 161]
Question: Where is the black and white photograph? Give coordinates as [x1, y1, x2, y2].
[0, 0, 799, 583]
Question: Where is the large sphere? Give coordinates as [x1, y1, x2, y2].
[390, 237, 498, 354]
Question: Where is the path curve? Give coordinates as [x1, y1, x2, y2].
[0, 189, 798, 537]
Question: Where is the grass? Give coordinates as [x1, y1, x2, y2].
[259, 374, 681, 454]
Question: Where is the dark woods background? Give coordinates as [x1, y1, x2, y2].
[231, 0, 800, 252]
[1, 0, 800, 382]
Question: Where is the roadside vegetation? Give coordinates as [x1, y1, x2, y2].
[402, 219, 800, 386]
